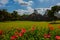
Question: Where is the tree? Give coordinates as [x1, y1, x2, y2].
[47, 6, 60, 22]
[29, 9, 43, 21]
[11, 11, 19, 20]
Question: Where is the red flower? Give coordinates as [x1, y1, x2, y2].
[19, 32, 23, 37]
[44, 34, 51, 38]
[31, 27, 35, 31]
[0, 30, 3, 35]
[55, 36, 60, 40]
[10, 35, 17, 40]
[21, 28, 26, 33]
[49, 27, 54, 30]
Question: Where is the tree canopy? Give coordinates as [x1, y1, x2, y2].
[0, 5, 60, 21]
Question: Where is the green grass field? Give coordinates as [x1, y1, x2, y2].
[0, 21, 60, 30]
[0, 21, 60, 40]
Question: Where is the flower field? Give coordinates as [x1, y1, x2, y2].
[0, 21, 60, 40]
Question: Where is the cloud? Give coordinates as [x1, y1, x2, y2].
[15, 9, 29, 15]
[0, 0, 9, 4]
[35, 8, 51, 15]
[13, 0, 33, 6]
[27, 6, 34, 14]
[15, 7, 51, 15]
[0, 0, 9, 6]
[56, 3, 60, 6]
[14, 0, 34, 15]
[15, 6, 34, 15]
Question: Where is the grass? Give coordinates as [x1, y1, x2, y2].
[0, 21, 60, 30]
[0, 21, 60, 40]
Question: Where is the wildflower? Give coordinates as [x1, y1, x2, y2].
[49, 26, 54, 30]
[58, 26, 60, 29]
[44, 34, 51, 38]
[55, 36, 60, 40]
[10, 35, 17, 40]
[19, 32, 23, 37]
[21, 28, 26, 33]
[31, 27, 35, 31]
[0, 30, 3, 35]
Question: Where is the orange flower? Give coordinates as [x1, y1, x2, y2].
[48, 24, 52, 27]
[44, 34, 51, 38]
[49, 26, 54, 30]
[31, 27, 35, 31]
[10, 35, 17, 40]
[48, 24, 54, 30]
[58, 26, 60, 29]
[21, 28, 26, 33]
[55, 36, 60, 40]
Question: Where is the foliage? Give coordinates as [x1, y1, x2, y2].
[0, 6, 60, 21]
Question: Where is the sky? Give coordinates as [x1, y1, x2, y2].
[0, 0, 60, 15]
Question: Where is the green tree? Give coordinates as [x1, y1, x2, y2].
[47, 6, 60, 22]
[11, 11, 20, 20]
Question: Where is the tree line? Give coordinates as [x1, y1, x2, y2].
[0, 5, 60, 22]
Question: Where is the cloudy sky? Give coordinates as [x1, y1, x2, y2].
[0, 0, 60, 15]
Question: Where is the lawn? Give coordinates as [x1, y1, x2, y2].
[0, 21, 60, 40]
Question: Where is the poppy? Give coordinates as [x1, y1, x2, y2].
[44, 34, 51, 38]
[19, 32, 23, 37]
[55, 36, 60, 40]
[10, 35, 17, 40]
[0, 30, 3, 35]
[21, 28, 26, 33]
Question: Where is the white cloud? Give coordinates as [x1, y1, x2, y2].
[13, 0, 33, 6]
[56, 3, 60, 6]
[16, 9, 30, 15]
[0, 0, 9, 6]
[15, 6, 34, 15]
[0, 0, 9, 4]
[14, 0, 34, 15]
[15, 7, 51, 15]
[35, 8, 51, 15]
[27, 6, 34, 14]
